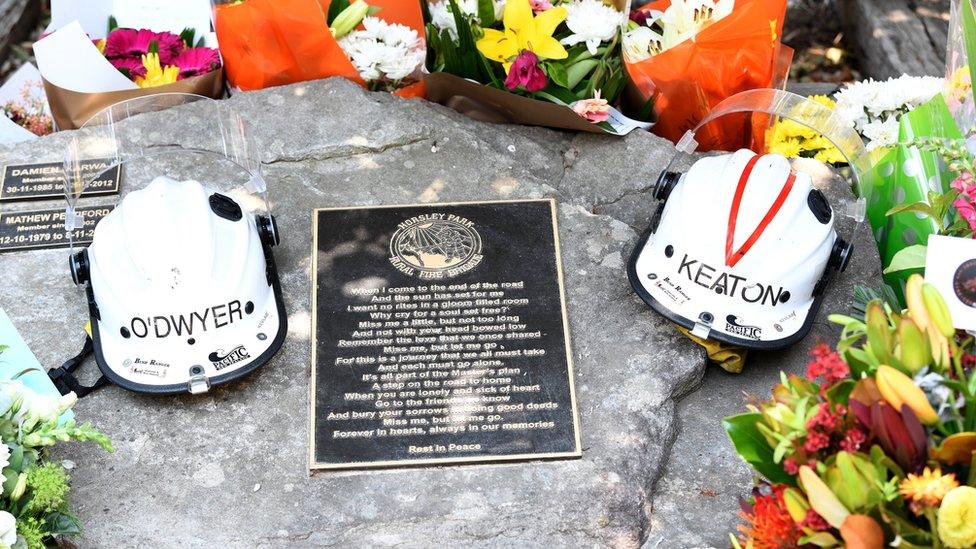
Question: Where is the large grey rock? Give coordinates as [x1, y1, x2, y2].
[0, 79, 879, 548]
[840, 0, 950, 80]
[0, 0, 38, 71]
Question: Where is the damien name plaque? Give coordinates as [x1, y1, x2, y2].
[310, 199, 581, 470]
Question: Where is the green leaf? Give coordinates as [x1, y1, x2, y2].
[179, 27, 197, 48]
[566, 59, 599, 90]
[961, 0, 976, 107]
[477, 0, 496, 26]
[546, 62, 570, 89]
[826, 380, 856, 405]
[107, 15, 118, 34]
[148, 40, 159, 55]
[886, 201, 939, 222]
[883, 245, 928, 274]
[44, 511, 82, 535]
[722, 413, 794, 485]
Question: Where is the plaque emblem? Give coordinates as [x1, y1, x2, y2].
[389, 214, 483, 279]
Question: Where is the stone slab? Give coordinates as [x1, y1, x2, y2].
[0, 79, 880, 548]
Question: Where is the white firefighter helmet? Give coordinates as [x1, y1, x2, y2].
[51, 94, 285, 395]
[629, 89, 872, 349]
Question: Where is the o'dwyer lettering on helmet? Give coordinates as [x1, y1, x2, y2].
[208, 345, 252, 371]
[127, 300, 248, 339]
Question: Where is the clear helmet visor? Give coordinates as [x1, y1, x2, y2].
[63, 93, 269, 252]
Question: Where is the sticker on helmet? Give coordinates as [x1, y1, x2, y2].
[208, 345, 251, 371]
[725, 315, 762, 340]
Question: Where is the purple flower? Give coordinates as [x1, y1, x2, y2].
[172, 47, 221, 79]
[505, 50, 547, 93]
[104, 28, 184, 65]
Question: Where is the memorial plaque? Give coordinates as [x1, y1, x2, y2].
[0, 159, 120, 202]
[0, 205, 112, 253]
[309, 199, 581, 470]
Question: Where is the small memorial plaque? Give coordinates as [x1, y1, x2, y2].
[0, 159, 120, 202]
[310, 199, 581, 470]
[0, 205, 112, 253]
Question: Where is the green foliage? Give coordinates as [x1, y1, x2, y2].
[722, 413, 794, 485]
[17, 517, 45, 549]
[25, 463, 69, 515]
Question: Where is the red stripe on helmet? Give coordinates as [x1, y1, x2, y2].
[726, 155, 797, 268]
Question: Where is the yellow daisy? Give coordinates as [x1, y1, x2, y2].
[899, 467, 959, 511]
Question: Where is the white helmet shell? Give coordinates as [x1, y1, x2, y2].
[80, 176, 286, 393]
[630, 150, 842, 348]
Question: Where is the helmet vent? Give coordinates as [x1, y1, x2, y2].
[664, 245, 674, 258]
[807, 189, 832, 224]
[209, 193, 243, 221]
[120, 327, 130, 339]
[245, 301, 255, 314]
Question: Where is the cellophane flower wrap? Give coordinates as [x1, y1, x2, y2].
[213, 0, 426, 96]
[854, 0, 976, 307]
[0, 347, 112, 549]
[423, 0, 634, 133]
[623, 0, 791, 151]
[727, 275, 976, 549]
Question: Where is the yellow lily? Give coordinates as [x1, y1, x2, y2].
[477, 0, 568, 71]
[876, 364, 939, 425]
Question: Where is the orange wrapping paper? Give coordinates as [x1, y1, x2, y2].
[214, 0, 425, 96]
[626, 0, 790, 151]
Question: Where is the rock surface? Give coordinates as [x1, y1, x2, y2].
[0, 79, 879, 548]
[0, 0, 38, 66]
[840, 0, 950, 80]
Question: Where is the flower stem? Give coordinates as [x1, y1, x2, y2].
[925, 507, 942, 549]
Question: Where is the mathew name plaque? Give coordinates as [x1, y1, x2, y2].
[310, 199, 581, 470]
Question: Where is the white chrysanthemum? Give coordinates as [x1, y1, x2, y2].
[429, 0, 505, 38]
[338, 17, 425, 84]
[0, 511, 14, 549]
[861, 117, 901, 151]
[835, 75, 945, 132]
[561, 0, 626, 55]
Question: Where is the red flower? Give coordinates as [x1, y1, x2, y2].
[172, 47, 221, 79]
[850, 400, 927, 472]
[505, 51, 548, 93]
[800, 508, 830, 531]
[737, 485, 802, 549]
[104, 28, 184, 65]
[805, 344, 849, 393]
[109, 56, 147, 79]
[629, 9, 651, 26]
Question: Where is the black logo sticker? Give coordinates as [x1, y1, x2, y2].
[726, 315, 762, 340]
[208, 345, 251, 371]
[952, 259, 976, 308]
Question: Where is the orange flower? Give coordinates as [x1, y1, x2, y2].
[736, 485, 801, 549]
[899, 467, 959, 513]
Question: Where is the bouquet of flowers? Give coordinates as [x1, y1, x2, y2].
[623, 0, 791, 151]
[34, 1, 223, 129]
[0, 64, 53, 145]
[728, 275, 976, 548]
[423, 0, 649, 134]
[765, 95, 846, 164]
[834, 76, 946, 152]
[214, 0, 426, 97]
[0, 347, 112, 549]
[94, 24, 221, 90]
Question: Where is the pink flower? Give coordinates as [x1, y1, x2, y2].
[955, 197, 976, 233]
[573, 91, 611, 123]
[951, 172, 976, 200]
[505, 50, 548, 93]
[172, 47, 221, 79]
[109, 56, 147, 79]
[104, 28, 184, 65]
[529, 0, 554, 12]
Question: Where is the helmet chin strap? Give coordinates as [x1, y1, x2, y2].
[48, 337, 110, 398]
[725, 154, 797, 268]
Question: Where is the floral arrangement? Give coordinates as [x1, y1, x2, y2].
[833, 75, 946, 152]
[0, 347, 112, 549]
[1, 81, 53, 138]
[728, 275, 976, 548]
[331, 1, 426, 91]
[425, 0, 628, 125]
[622, 0, 732, 63]
[95, 23, 221, 89]
[765, 94, 845, 164]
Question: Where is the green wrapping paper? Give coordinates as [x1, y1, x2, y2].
[865, 94, 963, 305]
